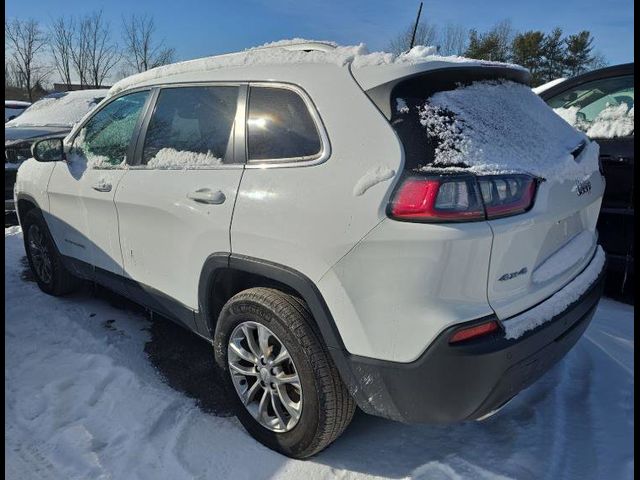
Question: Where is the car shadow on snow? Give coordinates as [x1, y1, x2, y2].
[19, 255, 235, 417]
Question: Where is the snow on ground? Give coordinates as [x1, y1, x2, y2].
[5, 90, 108, 128]
[5, 227, 634, 480]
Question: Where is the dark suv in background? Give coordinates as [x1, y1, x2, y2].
[5, 89, 107, 224]
[539, 63, 634, 301]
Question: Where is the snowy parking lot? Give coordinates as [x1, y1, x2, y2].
[5, 226, 634, 479]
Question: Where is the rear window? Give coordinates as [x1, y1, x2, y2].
[247, 86, 322, 162]
[390, 72, 594, 182]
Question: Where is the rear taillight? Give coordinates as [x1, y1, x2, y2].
[449, 319, 499, 344]
[389, 176, 485, 221]
[389, 173, 538, 222]
[477, 174, 537, 219]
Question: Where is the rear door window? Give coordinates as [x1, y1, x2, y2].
[142, 86, 240, 168]
[247, 86, 322, 162]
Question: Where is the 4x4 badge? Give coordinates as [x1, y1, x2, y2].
[498, 267, 528, 281]
[575, 179, 592, 196]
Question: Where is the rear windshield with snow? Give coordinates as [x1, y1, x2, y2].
[391, 73, 595, 181]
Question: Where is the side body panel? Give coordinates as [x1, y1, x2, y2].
[231, 66, 402, 285]
[319, 219, 494, 362]
[115, 168, 243, 311]
[14, 158, 56, 217]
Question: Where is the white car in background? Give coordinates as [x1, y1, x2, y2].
[5, 100, 31, 122]
[14, 40, 606, 458]
[532, 77, 567, 95]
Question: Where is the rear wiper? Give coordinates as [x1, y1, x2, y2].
[570, 140, 587, 160]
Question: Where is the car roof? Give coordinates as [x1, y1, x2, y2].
[108, 40, 528, 96]
[539, 62, 634, 100]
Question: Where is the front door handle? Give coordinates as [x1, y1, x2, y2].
[187, 188, 226, 205]
[92, 182, 112, 192]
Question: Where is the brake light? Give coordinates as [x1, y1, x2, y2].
[449, 319, 499, 344]
[389, 176, 485, 221]
[389, 173, 538, 222]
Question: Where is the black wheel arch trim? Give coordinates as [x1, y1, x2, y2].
[198, 252, 348, 351]
[196, 252, 364, 396]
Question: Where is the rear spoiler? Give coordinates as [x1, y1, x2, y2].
[361, 65, 531, 120]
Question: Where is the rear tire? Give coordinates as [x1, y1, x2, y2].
[214, 287, 355, 458]
[22, 209, 80, 296]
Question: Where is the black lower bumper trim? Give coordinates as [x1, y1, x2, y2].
[336, 266, 605, 424]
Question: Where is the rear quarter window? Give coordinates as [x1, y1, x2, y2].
[247, 86, 322, 162]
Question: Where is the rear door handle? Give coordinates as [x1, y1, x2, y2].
[187, 188, 226, 205]
[92, 182, 112, 192]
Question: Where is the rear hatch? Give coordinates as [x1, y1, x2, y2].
[368, 66, 604, 320]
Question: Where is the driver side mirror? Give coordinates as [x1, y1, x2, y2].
[32, 138, 65, 162]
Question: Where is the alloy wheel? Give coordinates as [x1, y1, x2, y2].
[228, 321, 303, 433]
[27, 224, 52, 285]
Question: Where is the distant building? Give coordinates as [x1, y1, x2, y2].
[53, 83, 112, 92]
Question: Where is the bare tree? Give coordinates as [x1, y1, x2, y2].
[438, 23, 467, 56]
[50, 16, 74, 89]
[122, 14, 175, 73]
[70, 16, 90, 87]
[5, 59, 23, 88]
[388, 21, 438, 55]
[5, 18, 50, 101]
[84, 11, 119, 87]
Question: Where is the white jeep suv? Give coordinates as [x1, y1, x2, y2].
[15, 41, 606, 458]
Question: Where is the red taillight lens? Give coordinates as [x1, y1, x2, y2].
[449, 320, 499, 344]
[477, 174, 537, 219]
[389, 176, 485, 221]
[389, 173, 538, 222]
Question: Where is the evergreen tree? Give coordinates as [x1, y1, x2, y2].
[540, 27, 566, 82]
[512, 31, 545, 86]
[564, 31, 595, 76]
[464, 20, 513, 62]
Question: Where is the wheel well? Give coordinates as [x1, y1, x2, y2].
[17, 198, 38, 221]
[205, 267, 302, 336]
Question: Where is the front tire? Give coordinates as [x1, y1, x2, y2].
[215, 287, 355, 458]
[22, 209, 79, 296]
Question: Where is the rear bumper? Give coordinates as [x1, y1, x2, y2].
[339, 257, 605, 423]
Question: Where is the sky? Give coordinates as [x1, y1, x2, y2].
[5, 0, 634, 83]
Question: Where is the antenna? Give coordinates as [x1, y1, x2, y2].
[408, 1, 424, 51]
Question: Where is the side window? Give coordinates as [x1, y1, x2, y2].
[247, 87, 322, 162]
[75, 91, 149, 166]
[142, 86, 239, 168]
[547, 75, 634, 138]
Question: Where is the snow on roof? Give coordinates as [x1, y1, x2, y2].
[5, 89, 108, 128]
[108, 40, 526, 96]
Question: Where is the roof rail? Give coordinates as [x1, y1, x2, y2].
[251, 41, 337, 53]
